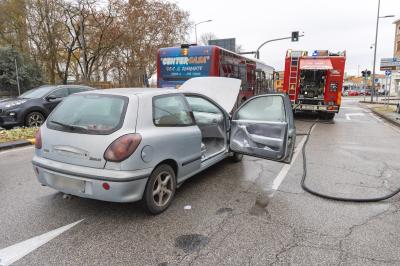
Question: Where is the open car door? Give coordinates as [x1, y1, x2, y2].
[229, 94, 296, 163]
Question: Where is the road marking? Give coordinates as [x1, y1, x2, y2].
[368, 113, 383, 122]
[271, 125, 316, 190]
[341, 107, 363, 110]
[0, 219, 83, 266]
[0, 146, 34, 156]
[345, 113, 365, 120]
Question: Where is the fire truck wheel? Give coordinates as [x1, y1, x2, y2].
[320, 113, 335, 120]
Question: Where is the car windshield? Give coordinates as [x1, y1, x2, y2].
[19, 86, 55, 99]
[47, 94, 128, 134]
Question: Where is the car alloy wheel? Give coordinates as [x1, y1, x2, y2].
[143, 164, 176, 214]
[153, 171, 173, 207]
[26, 112, 45, 127]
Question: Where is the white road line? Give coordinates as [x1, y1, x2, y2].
[0, 146, 34, 156]
[369, 113, 400, 134]
[341, 107, 363, 110]
[0, 219, 83, 266]
[368, 113, 383, 122]
[345, 113, 365, 121]
[271, 125, 316, 190]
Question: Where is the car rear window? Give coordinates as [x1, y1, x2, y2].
[47, 94, 128, 135]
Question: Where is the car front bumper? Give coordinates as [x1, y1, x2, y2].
[0, 108, 24, 127]
[32, 155, 152, 203]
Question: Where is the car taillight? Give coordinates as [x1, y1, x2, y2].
[104, 134, 142, 162]
[35, 129, 42, 149]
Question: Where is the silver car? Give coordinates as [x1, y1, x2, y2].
[32, 77, 296, 214]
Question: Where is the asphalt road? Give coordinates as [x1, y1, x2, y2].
[1, 97, 400, 265]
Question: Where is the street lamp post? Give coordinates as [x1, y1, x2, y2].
[14, 58, 21, 96]
[370, 0, 394, 102]
[194, 20, 212, 44]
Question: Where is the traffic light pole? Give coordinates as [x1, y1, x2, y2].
[255, 34, 304, 59]
[363, 70, 368, 102]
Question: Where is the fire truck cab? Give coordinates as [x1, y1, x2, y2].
[283, 50, 346, 119]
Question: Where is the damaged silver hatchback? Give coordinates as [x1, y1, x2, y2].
[32, 77, 296, 214]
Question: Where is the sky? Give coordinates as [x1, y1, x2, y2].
[170, 0, 400, 76]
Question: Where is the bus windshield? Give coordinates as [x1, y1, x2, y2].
[158, 46, 212, 88]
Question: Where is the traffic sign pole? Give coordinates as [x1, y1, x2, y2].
[385, 76, 388, 108]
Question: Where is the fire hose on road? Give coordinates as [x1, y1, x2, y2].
[299, 120, 400, 202]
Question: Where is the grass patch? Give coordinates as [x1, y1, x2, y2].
[0, 127, 38, 143]
[373, 105, 396, 113]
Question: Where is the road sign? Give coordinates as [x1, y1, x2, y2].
[208, 38, 236, 52]
[385, 70, 392, 76]
[380, 58, 400, 71]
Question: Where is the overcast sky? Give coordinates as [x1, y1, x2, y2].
[170, 0, 400, 76]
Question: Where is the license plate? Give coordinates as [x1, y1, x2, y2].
[51, 175, 85, 193]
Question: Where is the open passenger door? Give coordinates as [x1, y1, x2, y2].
[229, 94, 296, 163]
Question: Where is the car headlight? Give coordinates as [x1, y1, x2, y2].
[5, 100, 27, 108]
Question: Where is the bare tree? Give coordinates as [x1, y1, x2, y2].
[114, 0, 190, 87]
[26, 0, 65, 84]
[1, 0, 190, 86]
[199, 32, 217, 46]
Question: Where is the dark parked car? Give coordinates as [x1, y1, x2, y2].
[0, 85, 94, 129]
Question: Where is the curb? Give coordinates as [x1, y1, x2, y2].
[370, 108, 400, 128]
[359, 101, 397, 106]
[0, 139, 35, 152]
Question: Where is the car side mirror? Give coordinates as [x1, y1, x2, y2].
[229, 94, 296, 163]
[46, 96, 58, 101]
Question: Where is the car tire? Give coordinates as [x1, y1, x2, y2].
[25, 112, 45, 127]
[231, 152, 243, 162]
[143, 164, 176, 215]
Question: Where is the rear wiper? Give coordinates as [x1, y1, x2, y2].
[50, 120, 88, 131]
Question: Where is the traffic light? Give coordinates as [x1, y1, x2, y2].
[361, 70, 371, 78]
[291, 31, 299, 42]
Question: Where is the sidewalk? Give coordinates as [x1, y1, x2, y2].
[363, 103, 400, 127]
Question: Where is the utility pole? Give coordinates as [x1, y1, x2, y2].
[15, 58, 21, 96]
[371, 0, 380, 102]
[371, 0, 395, 102]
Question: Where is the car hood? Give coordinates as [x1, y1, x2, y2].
[179, 77, 241, 113]
[0, 98, 28, 107]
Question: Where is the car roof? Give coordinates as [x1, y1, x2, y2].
[80, 88, 178, 97]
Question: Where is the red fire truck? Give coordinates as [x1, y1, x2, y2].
[283, 50, 346, 119]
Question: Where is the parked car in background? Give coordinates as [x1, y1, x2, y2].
[32, 77, 296, 214]
[0, 85, 94, 129]
[347, 90, 360, 96]
[396, 102, 400, 114]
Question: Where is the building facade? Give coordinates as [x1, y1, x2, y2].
[392, 19, 400, 96]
